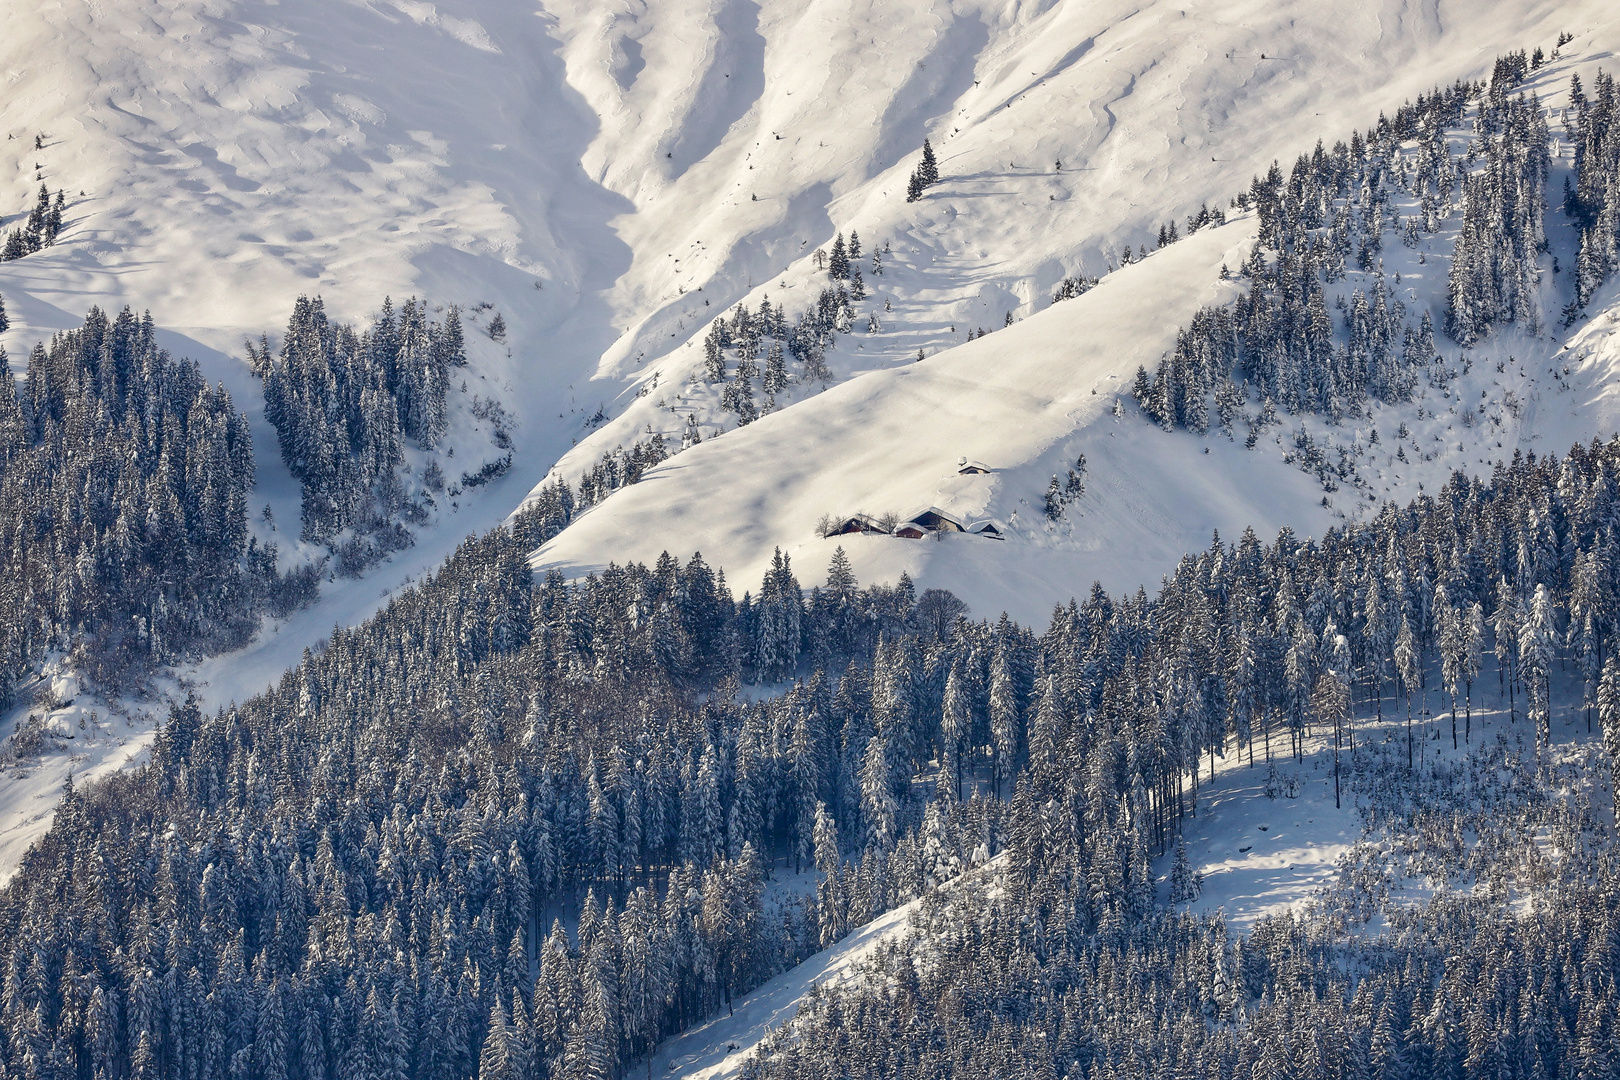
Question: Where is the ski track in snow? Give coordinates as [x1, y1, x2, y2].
[651, 898, 920, 1080]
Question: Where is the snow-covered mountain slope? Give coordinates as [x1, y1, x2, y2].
[547, 0, 1614, 387]
[533, 218, 1343, 623]
[0, 0, 1611, 663]
[0, 0, 635, 710]
[532, 18, 1620, 619]
[0, 0, 1618, 875]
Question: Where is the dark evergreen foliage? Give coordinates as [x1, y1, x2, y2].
[0, 515, 1007, 1080]
[827, 233, 849, 280]
[1445, 84, 1549, 342]
[4, 46, 1616, 1080]
[576, 436, 670, 507]
[1568, 69, 1620, 318]
[0, 183, 65, 260]
[1050, 275, 1098, 304]
[905, 139, 940, 203]
[0, 305, 306, 701]
[255, 296, 464, 545]
[747, 822, 1620, 1080]
[1135, 61, 1545, 434]
[7, 424, 1620, 1079]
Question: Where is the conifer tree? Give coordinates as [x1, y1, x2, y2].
[827, 233, 849, 279]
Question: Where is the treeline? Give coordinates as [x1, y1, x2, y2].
[0, 515, 1008, 1080]
[0, 306, 311, 702]
[251, 295, 465, 546]
[1134, 56, 1544, 431]
[746, 772, 1616, 1080]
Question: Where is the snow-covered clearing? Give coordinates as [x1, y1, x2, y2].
[532, 217, 1341, 623]
[528, 7, 1620, 626]
[1163, 657, 1610, 928]
[0, 664, 159, 885]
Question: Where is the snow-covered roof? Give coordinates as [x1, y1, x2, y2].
[906, 507, 965, 531]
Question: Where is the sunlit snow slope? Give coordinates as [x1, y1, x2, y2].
[530, 1, 1620, 617]
[535, 219, 1342, 624]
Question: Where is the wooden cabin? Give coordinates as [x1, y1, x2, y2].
[893, 522, 928, 539]
[909, 507, 965, 532]
[967, 520, 1004, 539]
[826, 513, 885, 536]
[957, 457, 993, 474]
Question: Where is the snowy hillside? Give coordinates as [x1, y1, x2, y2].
[531, 24, 1620, 625]
[0, 0, 1608, 683]
[0, 0, 633, 717]
[0, 0, 1607, 885]
[532, 217, 1343, 623]
[5, 0, 1620, 1069]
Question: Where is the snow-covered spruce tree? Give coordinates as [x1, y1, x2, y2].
[1168, 837, 1201, 902]
[1445, 89, 1548, 344]
[919, 139, 939, 186]
[754, 547, 803, 681]
[905, 139, 940, 202]
[827, 232, 849, 280]
[1566, 70, 1620, 318]
[0, 184, 67, 260]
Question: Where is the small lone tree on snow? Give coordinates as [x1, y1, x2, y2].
[1169, 839, 1202, 903]
[905, 139, 941, 202]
